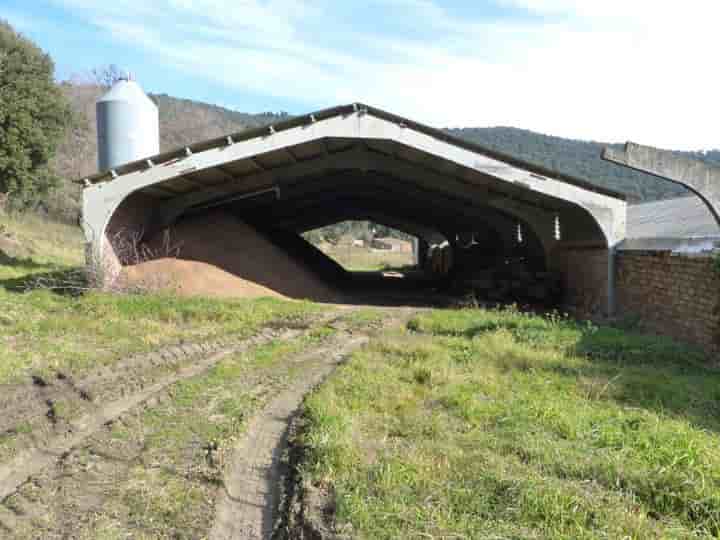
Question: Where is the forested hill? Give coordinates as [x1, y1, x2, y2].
[449, 126, 720, 202]
[152, 94, 291, 149]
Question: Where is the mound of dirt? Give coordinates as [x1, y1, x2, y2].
[121, 258, 286, 299]
[118, 212, 341, 303]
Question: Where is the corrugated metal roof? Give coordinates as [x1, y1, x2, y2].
[627, 196, 720, 238]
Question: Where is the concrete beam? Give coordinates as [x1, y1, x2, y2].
[618, 236, 720, 253]
[284, 152, 493, 207]
[153, 147, 368, 232]
[603, 142, 720, 225]
[154, 147, 563, 239]
[257, 182, 550, 260]
[252, 170, 558, 254]
[153, 148, 491, 234]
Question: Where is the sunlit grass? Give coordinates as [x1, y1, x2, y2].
[0, 286, 321, 383]
[301, 307, 718, 539]
[0, 212, 84, 269]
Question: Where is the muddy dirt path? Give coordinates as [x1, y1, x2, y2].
[0, 305, 411, 539]
[0, 325, 313, 504]
[209, 337, 368, 540]
[210, 308, 415, 540]
[0, 309, 357, 538]
[0, 324, 313, 469]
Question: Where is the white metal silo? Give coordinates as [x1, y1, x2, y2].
[96, 77, 159, 171]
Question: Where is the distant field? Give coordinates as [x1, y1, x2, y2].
[322, 245, 415, 272]
[299, 308, 719, 539]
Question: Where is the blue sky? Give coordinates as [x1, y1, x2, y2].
[3, 0, 718, 150]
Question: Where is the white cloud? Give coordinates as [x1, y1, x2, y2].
[50, 0, 720, 150]
[501, 0, 720, 21]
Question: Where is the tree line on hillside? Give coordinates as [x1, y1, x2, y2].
[448, 127, 720, 203]
[303, 221, 414, 245]
[2, 19, 719, 224]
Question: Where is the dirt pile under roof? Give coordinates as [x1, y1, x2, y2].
[119, 211, 340, 302]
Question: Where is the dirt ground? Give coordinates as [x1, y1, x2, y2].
[0, 210, 423, 539]
[0, 304, 409, 539]
[210, 335, 370, 540]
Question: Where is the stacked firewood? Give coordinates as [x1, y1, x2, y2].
[450, 257, 563, 306]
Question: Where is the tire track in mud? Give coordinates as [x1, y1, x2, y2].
[209, 336, 369, 540]
[210, 308, 416, 540]
[0, 334, 275, 503]
[0, 306, 406, 538]
[0, 312, 345, 505]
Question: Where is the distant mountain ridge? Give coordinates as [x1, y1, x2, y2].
[152, 97, 720, 202]
[448, 126, 720, 202]
[49, 88, 719, 220]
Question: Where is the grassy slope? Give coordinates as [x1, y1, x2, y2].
[301, 308, 719, 539]
[6, 214, 720, 537]
[0, 213, 320, 384]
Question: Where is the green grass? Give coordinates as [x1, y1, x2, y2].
[0, 286, 322, 383]
[301, 307, 719, 539]
[132, 336, 321, 467]
[69, 309, 385, 538]
[0, 213, 323, 383]
[0, 212, 84, 269]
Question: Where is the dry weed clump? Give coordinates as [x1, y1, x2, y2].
[78, 226, 184, 295]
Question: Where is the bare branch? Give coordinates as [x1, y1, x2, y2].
[21, 226, 183, 296]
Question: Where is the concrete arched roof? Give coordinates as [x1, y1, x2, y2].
[81, 103, 627, 271]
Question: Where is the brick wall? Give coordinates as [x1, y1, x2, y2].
[616, 251, 720, 353]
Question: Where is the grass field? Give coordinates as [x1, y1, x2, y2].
[0, 212, 84, 269]
[0, 213, 321, 384]
[5, 213, 720, 538]
[300, 308, 719, 539]
[322, 244, 415, 272]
